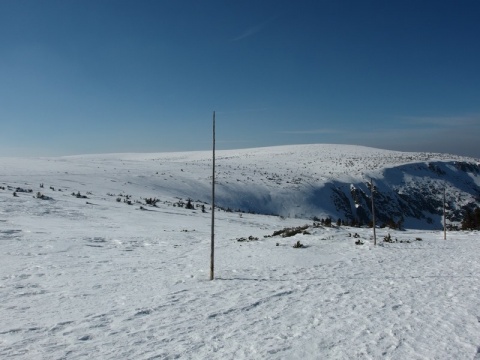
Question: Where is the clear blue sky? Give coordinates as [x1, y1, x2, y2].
[1, 0, 479, 157]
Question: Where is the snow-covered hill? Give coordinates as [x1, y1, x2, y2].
[2, 144, 478, 229]
[1, 145, 480, 359]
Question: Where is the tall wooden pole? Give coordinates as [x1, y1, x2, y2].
[371, 179, 376, 246]
[210, 111, 216, 280]
[443, 187, 447, 240]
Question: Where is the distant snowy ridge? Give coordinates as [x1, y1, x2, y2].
[1, 144, 479, 229]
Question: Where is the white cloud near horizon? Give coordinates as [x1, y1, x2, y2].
[215, 107, 271, 115]
[273, 114, 479, 158]
[340, 125, 480, 158]
[279, 129, 340, 135]
[398, 114, 480, 127]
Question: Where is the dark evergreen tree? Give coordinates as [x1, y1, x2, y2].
[461, 206, 480, 230]
[186, 199, 195, 210]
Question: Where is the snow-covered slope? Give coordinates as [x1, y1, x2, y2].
[1, 145, 480, 359]
[2, 144, 478, 229]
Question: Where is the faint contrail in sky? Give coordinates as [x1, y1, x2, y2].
[231, 24, 265, 41]
[231, 16, 278, 42]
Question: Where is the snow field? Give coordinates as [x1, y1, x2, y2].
[1, 187, 480, 359]
[1, 146, 480, 359]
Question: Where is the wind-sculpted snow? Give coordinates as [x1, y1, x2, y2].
[1, 144, 480, 358]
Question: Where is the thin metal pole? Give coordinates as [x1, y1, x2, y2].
[443, 187, 447, 240]
[210, 111, 215, 280]
[371, 179, 376, 246]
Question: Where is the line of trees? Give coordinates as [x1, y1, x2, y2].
[461, 206, 480, 230]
